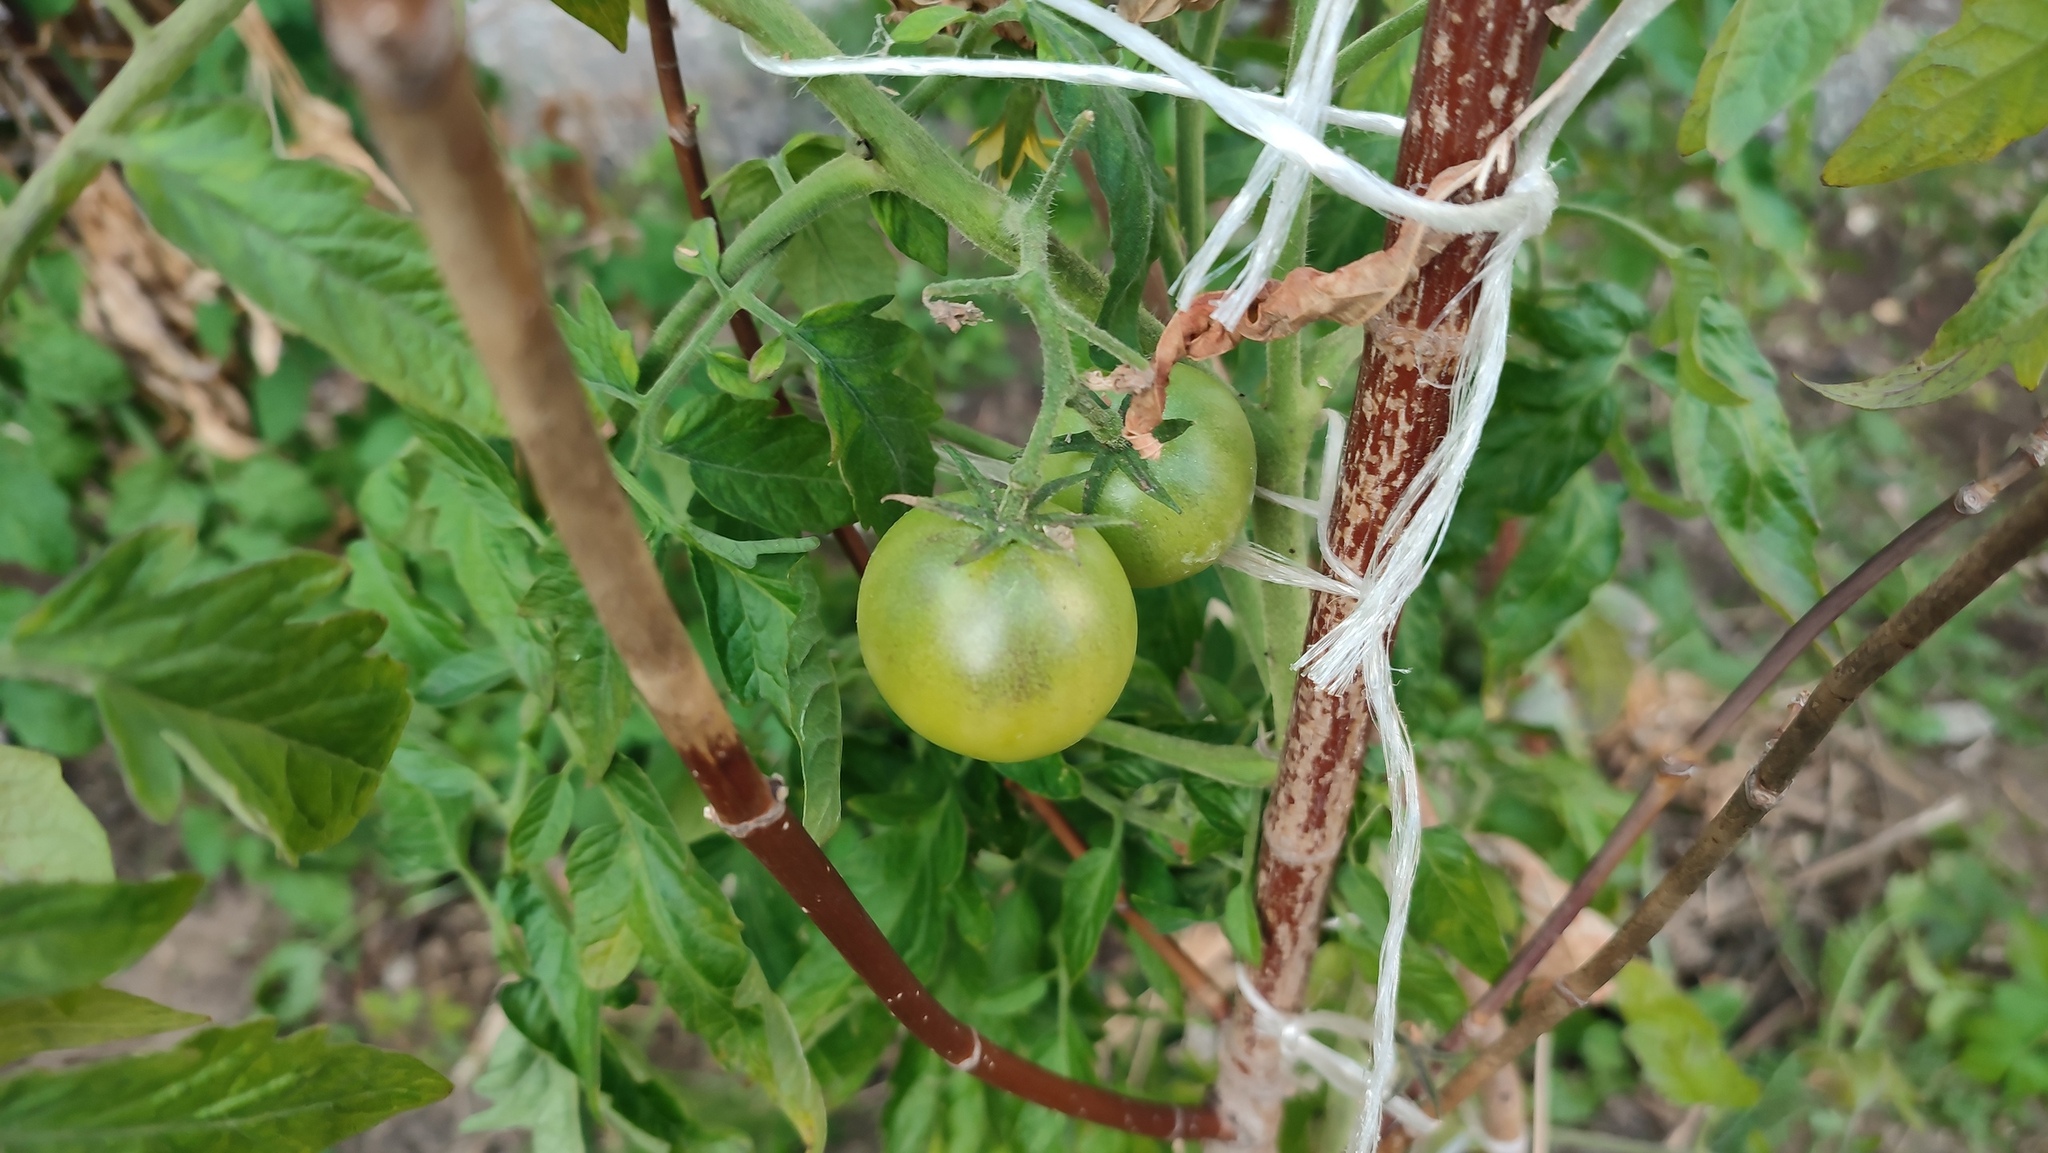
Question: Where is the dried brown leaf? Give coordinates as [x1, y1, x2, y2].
[925, 296, 986, 333]
[1469, 833, 1617, 1005]
[236, 4, 409, 210]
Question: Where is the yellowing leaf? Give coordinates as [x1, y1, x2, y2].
[1823, 0, 2048, 185]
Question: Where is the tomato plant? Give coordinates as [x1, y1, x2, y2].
[0, 0, 2046, 1149]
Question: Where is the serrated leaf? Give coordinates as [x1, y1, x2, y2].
[1480, 474, 1622, 689]
[0, 746, 112, 883]
[0, 1018, 449, 1150]
[0, 440, 77, 575]
[0, 876, 201, 1001]
[993, 755, 1084, 801]
[116, 102, 499, 432]
[376, 748, 477, 883]
[558, 283, 640, 402]
[1811, 194, 2048, 408]
[1672, 350, 1825, 619]
[665, 394, 856, 536]
[1058, 844, 1122, 980]
[776, 207, 899, 313]
[509, 773, 577, 870]
[340, 538, 468, 688]
[1612, 961, 1761, 1107]
[1680, 0, 1883, 158]
[870, 191, 949, 274]
[791, 299, 940, 534]
[706, 350, 779, 401]
[2, 530, 412, 858]
[1823, 0, 2048, 185]
[9, 299, 131, 409]
[1411, 828, 1511, 979]
[0, 986, 207, 1064]
[891, 3, 968, 42]
[689, 550, 842, 842]
[527, 554, 631, 775]
[461, 1025, 586, 1151]
[600, 763, 827, 1147]
[1666, 254, 1751, 407]
[502, 875, 601, 1093]
[1034, 8, 1161, 346]
[564, 822, 643, 989]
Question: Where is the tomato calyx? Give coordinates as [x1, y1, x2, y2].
[889, 446, 1133, 564]
[1050, 392, 1192, 516]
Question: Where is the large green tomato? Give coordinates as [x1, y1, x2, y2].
[857, 508, 1137, 763]
[1048, 365, 1258, 588]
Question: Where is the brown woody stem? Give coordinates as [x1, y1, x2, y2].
[1211, 0, 1552, 1145]
[1444, 415, 2048, 1046]
[1006, 782, 1233, 1021]
[1433, 463, 2048, 1115]
[322, 0, 1210, 1136]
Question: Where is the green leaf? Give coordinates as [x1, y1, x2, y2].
[665, 393, 857, 536]
[341, 538, 467, 683]
[1480, 474, 1623, 688]
[1085, 718, 1277, 787]
[116, 102, 499, 433]
[0, 441, 77, 575]
[0, 680, 102, 758]
[1679, 0, 1883, 158]
[1222, 875, 1263, 969]
[502, 875, 600, 1093]
[564, 822, 643, 989]
[775, 207, 899, 314]
[2, 530, 413, 858]
[376, 749, 478, 883]
[1612, 960, 1761, 1108]
[1447, 352, 1622, 566]
[509, 772, 577, 870]
[690, 550, 842, 840]
[993, 755, 1084, 801]
[558, 283, 640, 402]
[9, 299, 131, 409]
[1035, 8, 1162, 346]
[870, 191, 949, 274]
[891, 3, 968, 42]
[0, 986, 206, 1065]
[1823, 0, 2048, 184]
[598, 763, 827, 1147]
[791, 299, 940, 534]
[0, 746, 113, 883]
[527, 555, 632, 775]
[1058, 844, 1122, 979]
[1810, 194, 2048, 407]
[0, 1018, 450, 1151]
[461, 1025, 586, 1151]
[1665, 254, 1752, 407]
[1411, 828, 1511, 979]
[545, 0, 628, 48]
[0, 876, 201, 1001]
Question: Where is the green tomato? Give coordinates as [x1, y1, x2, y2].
[1048, 365, 1258, 588]
[857, 507, 1137, 763]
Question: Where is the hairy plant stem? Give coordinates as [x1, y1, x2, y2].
[1443, 415, 2048, 1047]
[1213, 1, 1552, 1146]
[325, 2, 1218, 1136]
[1175, 0, 1234, 257]
[1008, 781, 1232, 1019]
[688, 0, 1110, 314]
[0, 0, 252, 297]
[1333, 0, 1429, 83]
[1434, 472, 2048, 1114]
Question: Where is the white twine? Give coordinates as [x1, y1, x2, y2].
[743, 1, 1673, 1147]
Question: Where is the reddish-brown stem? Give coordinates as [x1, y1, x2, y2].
[1006, 782, 1233, 1020]
[646, 0, 761, 357]
[1443, 416, 2048, 1048]
[644, 0, 871, 576]
[1434, 471, 2048, 1115]
[1211, 1, 1552, 1143]
[323, 1, 1209, 1136]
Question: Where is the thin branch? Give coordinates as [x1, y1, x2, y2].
[0, 0, 252, 297]
[1444, 416, 2048, 1045]
[1006, 782, 1232, 1020]
[1430, 470, 2048, 1117]
[321, 0, 1214, 1137]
